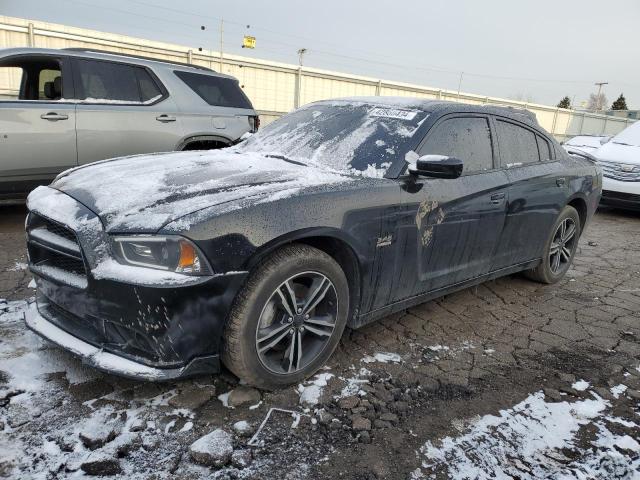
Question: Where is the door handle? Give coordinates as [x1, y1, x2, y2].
[156, 114, 177, 123]
[556, 178, 566, 187]
[490, 192, 506, 204]
[40, 112, 69, 121]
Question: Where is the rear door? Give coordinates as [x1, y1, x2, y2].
[400, 115, 510, 295]
[491, 118, 566, 269]
[72, 58, 184, 164]
[0, 54, 77, 197]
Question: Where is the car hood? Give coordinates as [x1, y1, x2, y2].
[593, 141, 640, 165]
[52, 149, 355, 232]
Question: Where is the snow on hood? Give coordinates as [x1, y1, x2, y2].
[593, 140, 640, 164]
[51, 149, 354, 232]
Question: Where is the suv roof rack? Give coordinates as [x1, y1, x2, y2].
[63, 48, 215, 72]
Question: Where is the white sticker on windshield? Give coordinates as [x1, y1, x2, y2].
[369, 107, 418, 121]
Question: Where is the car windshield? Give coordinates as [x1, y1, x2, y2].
[236, 102, 429, 176]
[611, 121, 640, 147]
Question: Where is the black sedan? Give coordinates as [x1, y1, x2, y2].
[24, 98, 601, 389]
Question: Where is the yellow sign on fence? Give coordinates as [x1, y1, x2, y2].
[242, 36, 256, 49]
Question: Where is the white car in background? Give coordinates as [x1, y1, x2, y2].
[590, 122, 640, 211]
[562, 135, 611, 154]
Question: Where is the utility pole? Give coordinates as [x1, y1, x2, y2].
[595, 82, 608, 111]
[297, 48, 307, 67]
[457, 71, 464, 102]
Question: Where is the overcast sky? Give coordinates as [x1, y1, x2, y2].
[2, 0, 638, 108]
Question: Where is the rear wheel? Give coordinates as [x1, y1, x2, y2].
[222, 244, 349, 390]
[525, 205, 581, 284]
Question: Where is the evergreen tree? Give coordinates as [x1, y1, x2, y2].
[611, 93, 628, 110]
[557, 96, 571, 109]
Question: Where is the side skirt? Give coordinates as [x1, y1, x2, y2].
[351, 259, 541, 329]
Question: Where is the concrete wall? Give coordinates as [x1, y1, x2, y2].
[1, 15, 635, 140]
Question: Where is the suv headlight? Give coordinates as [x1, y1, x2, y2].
[112, 236, 212, 275]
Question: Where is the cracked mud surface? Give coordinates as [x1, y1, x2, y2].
[1, 206, 639, 479]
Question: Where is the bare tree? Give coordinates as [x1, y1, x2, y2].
[587, 92, 608, 112]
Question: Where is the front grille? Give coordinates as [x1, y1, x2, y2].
[27, 213, 87, 287]
[599, 160, 640, 182]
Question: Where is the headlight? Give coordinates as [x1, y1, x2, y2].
[112, 236, 212, 275]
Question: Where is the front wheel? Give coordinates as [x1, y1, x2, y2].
[222, 244, 349, 390]
[525, 205, 581, 284]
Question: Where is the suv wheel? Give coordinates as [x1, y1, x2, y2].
[525, 205, 581, 284]
[222, 244, 349, 390]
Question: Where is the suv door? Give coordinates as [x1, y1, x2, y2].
[401, 115, 510, 295]
[0, 55, 77, 199]
[490, 118, 566, 270]
[71, 58, 184, 164]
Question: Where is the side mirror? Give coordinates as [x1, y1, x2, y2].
[409, 155, 463, 179]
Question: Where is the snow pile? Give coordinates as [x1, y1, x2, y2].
[297, 373, 334, 406]
[416, 390, 640, 479]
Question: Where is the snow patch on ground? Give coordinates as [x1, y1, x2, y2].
[297, 373, 334, 406]
[610, 384, 628, 399]
[415, 390, 640, 479]
[572, 379, 590, 391]
[362, 352, 402, 364]
[336, 367, 372, 398]
[7, 262, 27, 272]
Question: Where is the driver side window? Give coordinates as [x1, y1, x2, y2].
[418, 117, 494, 173]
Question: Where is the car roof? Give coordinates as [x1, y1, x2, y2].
[314, 96, 540, 127]
[0, 47, 236, 79]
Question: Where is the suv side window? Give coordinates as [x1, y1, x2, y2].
[74, 59, 161, 103]
[419, 116, 494, 173]
[0, 56, 65, 101]
[496, 120, 540, 164]
[174, 70, 253, 109]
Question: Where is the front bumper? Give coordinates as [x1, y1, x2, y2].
[26, 303, 197, 381]
[600, 177, 640, 210]
[28, 270, 247, 381]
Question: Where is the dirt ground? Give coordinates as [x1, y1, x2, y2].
[1, 205, 639, 479]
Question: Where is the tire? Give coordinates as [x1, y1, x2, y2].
[222, 244, 349, 390]
[525, 205, 581, 284]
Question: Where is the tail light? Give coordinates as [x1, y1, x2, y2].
[249, 115, 260, 133]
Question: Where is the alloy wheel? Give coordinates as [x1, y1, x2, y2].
[549, 218, 577, 274]
[255, 271, 338, 375]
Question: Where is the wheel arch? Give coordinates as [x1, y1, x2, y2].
[566, 194, 588, 231]
[177, 134, 233, 151]
[244, 228, 364, 328]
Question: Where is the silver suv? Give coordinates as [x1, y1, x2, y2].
[0, 47, 258, 203]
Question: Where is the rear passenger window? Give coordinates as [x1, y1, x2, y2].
[536, 135, 552, 161]
[74, 60, 161, 104]
[136, 69, 162, 102]
[174, 70, 253, 109]
[496, 120, 539, 164]
[419, 117, 494, 173]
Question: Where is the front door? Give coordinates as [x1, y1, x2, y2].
[71, 58, 184, 164]
[401, 115, 509, 295]
[0, 54, 77, 197]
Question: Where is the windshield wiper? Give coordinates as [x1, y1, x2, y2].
[612, 141, 634, 146]
[265, 154, 308, 166]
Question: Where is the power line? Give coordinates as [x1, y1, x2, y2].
[56, 0, 633, 90]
